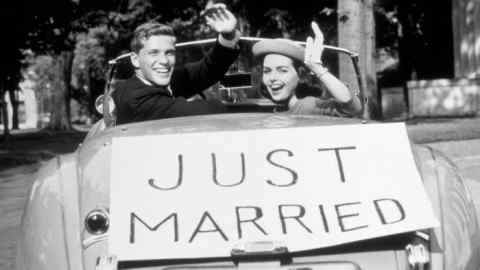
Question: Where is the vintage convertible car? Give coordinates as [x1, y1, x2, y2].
[16, 38, 480, 270]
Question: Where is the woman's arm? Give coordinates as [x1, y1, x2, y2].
[312, 67, 363, 116]
[304, 22, 362, 116]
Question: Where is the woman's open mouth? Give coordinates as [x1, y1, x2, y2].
[269, 84, 284, 92]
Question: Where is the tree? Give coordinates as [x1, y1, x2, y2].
[0, 2, 26, 135]
[9, 0, 158, 129]
[338, 0, 378, 119]
[0, 78, 10, 138]
[7, 76, 21, 130]
[452, 0, 480, 78]
[72, 26, 118, 119]
[0, 83, 9, 139]
[5, 0, 80, 130]
[24, 55, 59, 129]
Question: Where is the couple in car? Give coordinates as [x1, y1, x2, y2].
[113, 4, 362, 125]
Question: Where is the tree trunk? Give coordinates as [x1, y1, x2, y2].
[8, 88, 19, 130]
[452, 0, 480, 78]
[1, 98, 9, 142]
[62, 51, 73, 126]
[46, 53, 73, 130]
[0, 84, 10, 139]
[338, 0, 378, 119]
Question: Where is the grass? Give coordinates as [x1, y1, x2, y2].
[406, 117, 480, 144]
[0, 129, 86, 171]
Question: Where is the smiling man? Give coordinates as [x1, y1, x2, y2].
[113, 4, 240, 125]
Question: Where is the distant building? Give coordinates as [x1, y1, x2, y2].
[378, 0, 480, 118]
[0, 80, 38, 130]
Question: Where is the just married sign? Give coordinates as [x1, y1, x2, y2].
[109, 123, 438, 261]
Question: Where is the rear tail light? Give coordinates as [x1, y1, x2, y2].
[85, 208, 110, 235]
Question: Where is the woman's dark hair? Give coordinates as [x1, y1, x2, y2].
[257, 56, 324, 102]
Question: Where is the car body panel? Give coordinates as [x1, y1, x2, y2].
[17, 113, 480, 270]
[413, 145, 480, 269]
[17, 154, 84, 270]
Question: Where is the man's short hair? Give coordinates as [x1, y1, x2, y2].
[130, 22, 175, 53]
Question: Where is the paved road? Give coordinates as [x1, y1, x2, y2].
[1, 139, 480, 270]
[0, 164, 40, 270]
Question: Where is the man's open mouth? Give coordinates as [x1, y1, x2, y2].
[153, 67, 171, 75]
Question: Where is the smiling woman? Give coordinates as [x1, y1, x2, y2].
[252, 22, 362, 117]
[261, 54, 301, 102]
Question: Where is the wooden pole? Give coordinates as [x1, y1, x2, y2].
[452, 0, 480, 78]
[0, 79, 10, 141]
[338, 0, 378, 119]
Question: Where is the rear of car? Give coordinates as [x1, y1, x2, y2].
[17, 114, 480, 270]
[16, 37, 480, 270]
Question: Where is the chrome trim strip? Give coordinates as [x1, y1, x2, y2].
[82, 234, 109, 249]
[57, 157, 72, 270]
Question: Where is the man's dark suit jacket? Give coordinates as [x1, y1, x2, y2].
[112, 42, 239, 125]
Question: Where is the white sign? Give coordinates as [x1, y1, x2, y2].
[109, 123, 439, 261]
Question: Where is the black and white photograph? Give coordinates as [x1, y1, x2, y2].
[1, 0, 480, 269]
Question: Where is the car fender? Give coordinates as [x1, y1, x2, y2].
[17, 154, 83, 270]
[413, 145, 480, 270]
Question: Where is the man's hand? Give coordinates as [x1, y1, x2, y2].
[202, 3, 238, 40]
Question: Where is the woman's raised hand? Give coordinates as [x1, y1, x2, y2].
[304, 21, 327, 75]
